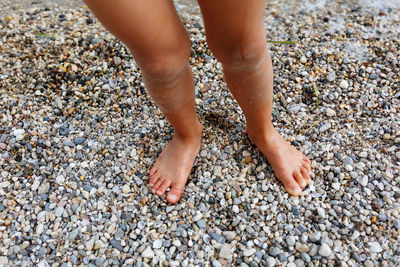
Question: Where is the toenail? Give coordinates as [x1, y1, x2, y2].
[157, 191, 162, 195]
[151, 189, 155, 193]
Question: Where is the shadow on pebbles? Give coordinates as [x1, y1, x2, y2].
[0, 0, 399, 266]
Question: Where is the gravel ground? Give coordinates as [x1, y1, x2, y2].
[0, 0, 399, 266]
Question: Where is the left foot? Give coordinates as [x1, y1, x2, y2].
[247, 126, 312, 196]
[148, 128, 202, 204]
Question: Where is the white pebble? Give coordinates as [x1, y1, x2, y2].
[326, 108, 336, 117]
[122, 184, 130, 194]
[31, 179, 40, 191]
[369, 242, 382, 253]
[142, 247, 154, 258]
[153, 240, 163, 249]
[319, 243, 332, 257]
[56, 175, 65, 185]
[339, 80, 349, 89]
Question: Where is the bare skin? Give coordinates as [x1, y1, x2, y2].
[84, 0, 202, 203]
[199, 0, 312, 195]
[84, 0, 312, 203]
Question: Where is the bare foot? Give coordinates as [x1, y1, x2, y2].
[149, 131, 202, 204]
[247, 126, 312, 196]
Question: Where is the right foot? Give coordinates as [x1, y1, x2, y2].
[247, 126, 312, 196]
[149, 128, 202, 204]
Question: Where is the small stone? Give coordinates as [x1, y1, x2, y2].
[243, 248, 256, 257]
[300, 56, 307, 64]
[301, 253, 311, 263]
[339, 80, 349, 89]
[359, 175, 368, 187]
[68, 229, 79, 241]
[222, 231, 236, 241]
[73, 137, 86, 145]
[210, 233, 226, 243]
[232, 205, 240, 213]
[110, 239, 123, 251]
[153, 240, 162, 249]
[211, 260, 222, 267]
[286, 236, 296, 246]
[0, 256, 8, 264]
[196, 219, 207, 229]
[32, 179, 40, 191]
[266, 257, 276, 267]
[36, 223, 44, 235]
[86, 239, 94, 251]
[269, 247, 281, 256]
[55, 206, 64, 217]
[37, 261, 49, 267]
[122, 184, 130, 194]
[296, 243, 309, 253]
[383, 133, 391, 140]
[142, 247, 154, 258]
[55, 97, 63, 109]
[56, 175, 65, 185]
[369, 242, 382, 253]
[309, 232, 321, 242]
[94, 240, 105, 250]
[318, 243, 332, 257]
[38, 183, 50, 194]
[325, 108, 336, 117]
[359, 151, 368, 158]
[219, 243, 232, 260]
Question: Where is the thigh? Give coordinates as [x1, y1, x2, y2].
[198, 0, 267, 63]
[84, 0, 190, 66]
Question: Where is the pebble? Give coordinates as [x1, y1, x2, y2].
[55, 207, 64, 217]
[318, 243, 332, 257]
[122, 184, 130, 194]
[153, 240, 163, 249]
[56, 175, 65, 184]
[243, 248, 256, 257]
[266, 257, 277, 267]
[0, 256, 8, 264]
[325, 108, 336, 117]
[269, 247, 281, 256]
[309, 232, 321, 242]
[219, 243, 232, 260]
[94, 240, 105, 250]
[369, 242, 382, 253]
[196, 220, 207, 229]
[142, 247, 154, 258]
[339, 80, 349, 89]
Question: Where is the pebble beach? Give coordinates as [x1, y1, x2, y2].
[0, 0, 399, 266]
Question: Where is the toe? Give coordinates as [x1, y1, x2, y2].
[300, 167, 311, 184]
[279, 174, 302, 196]
[302, 156, 311, 165]
[166, 184, 184, 204]
[150, 167, 158, 176]
[294, 170, 307, 188]
[152, 179, 164, 193]
[302, 160, 312, 173]
[284, 180, 302, 196]
[155, 180, 171, 196]
[149, 172, 160, 187]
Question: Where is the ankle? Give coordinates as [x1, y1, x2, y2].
[246, 122, 275, 143]
[174, 122, 203, 141]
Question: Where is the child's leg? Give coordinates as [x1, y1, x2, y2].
[84, 0, 202, 203]
[198, 0, 311, 195]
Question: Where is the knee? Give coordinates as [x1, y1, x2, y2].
[208, 39, 267, 71]
[139, 44, 191, 83]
